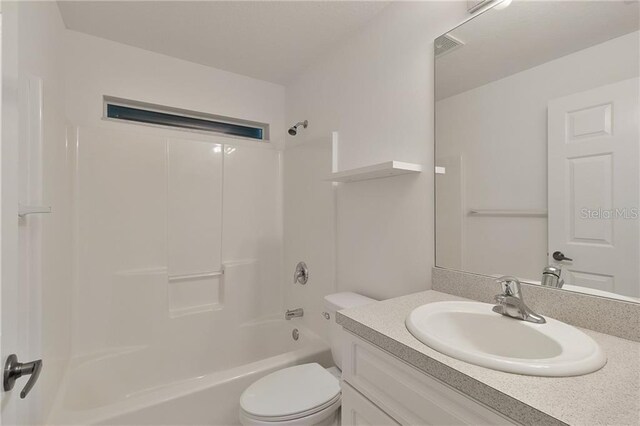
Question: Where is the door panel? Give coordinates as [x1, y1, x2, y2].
[568, 154, 612, 244]
[548, 77, 640, 297]
[566, 103, 612, 141]
[565, 270, 615, 293]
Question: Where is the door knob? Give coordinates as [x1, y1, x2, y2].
[552, 251, 573, 262]
[3, 354, 42, 399]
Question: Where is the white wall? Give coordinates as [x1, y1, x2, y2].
[283, 138, 335, 340]
[436, 31, 639, 281]
[65, 30, 286, 148]
[283, 1, 468, 338]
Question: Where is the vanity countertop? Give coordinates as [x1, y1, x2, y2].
[336, 290, 640, 426]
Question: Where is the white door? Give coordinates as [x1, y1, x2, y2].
[548, 77, 640, 298]
[2, 9, 44, 424]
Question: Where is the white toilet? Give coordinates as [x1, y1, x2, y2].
[239, 292, 376, 426]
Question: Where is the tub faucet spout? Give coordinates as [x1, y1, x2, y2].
[285, 308, 304, 320]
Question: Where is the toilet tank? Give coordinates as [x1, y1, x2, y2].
[324, 292, 376, 370]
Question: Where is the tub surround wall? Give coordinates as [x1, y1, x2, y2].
[68, 124, 285, 352]
[66, 128, 283, 357]
[336, 291, 640, 426]
[64, 30, 286, 360]
[432, 267, 640, 342]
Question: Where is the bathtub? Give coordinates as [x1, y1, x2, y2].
[48, 320, 332, 425]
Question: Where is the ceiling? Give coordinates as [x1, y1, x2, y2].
[57, 1, 390, 85]
[436, 1, 640, 100]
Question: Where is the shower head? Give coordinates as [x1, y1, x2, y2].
[288, 120, 308, 136]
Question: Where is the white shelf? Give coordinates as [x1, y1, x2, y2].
[327, 161, 422, 183]
[468, 209, 547, 217]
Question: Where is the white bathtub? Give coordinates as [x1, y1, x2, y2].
[48, 320, 332, 425]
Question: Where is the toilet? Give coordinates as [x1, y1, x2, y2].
[239, 292, 376, 426]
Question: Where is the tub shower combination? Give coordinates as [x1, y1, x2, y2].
[46, 125, 329, 425]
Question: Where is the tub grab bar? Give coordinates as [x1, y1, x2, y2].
[168, 269, 224, 283]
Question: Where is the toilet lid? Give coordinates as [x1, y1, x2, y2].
[240, 363, 341, 419]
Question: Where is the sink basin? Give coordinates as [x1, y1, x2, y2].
[405, 301, 606, 376]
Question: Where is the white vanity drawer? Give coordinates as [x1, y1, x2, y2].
[341, 331, 516, 426]
[342, 382, 400, 426]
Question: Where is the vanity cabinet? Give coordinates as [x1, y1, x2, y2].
[342, 383, 399, 426]
[340, 331, 516, 426]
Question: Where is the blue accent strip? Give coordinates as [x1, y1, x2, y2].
[107, 104, 264, 140]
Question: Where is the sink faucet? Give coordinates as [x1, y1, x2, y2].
[285, 308, 304, 320]
[492, 276, 545, 324]
[541, 265, 564, 289]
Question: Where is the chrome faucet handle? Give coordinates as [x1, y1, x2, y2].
[493, 276, 546, 324]
[496, 276, 522, 298]
[293, 262, 309, 285]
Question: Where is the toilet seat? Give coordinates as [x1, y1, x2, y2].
[241, 393, 341, 423]
[240, 363, 341, 422]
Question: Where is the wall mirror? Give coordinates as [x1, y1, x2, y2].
[435, 0, 640, 303]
